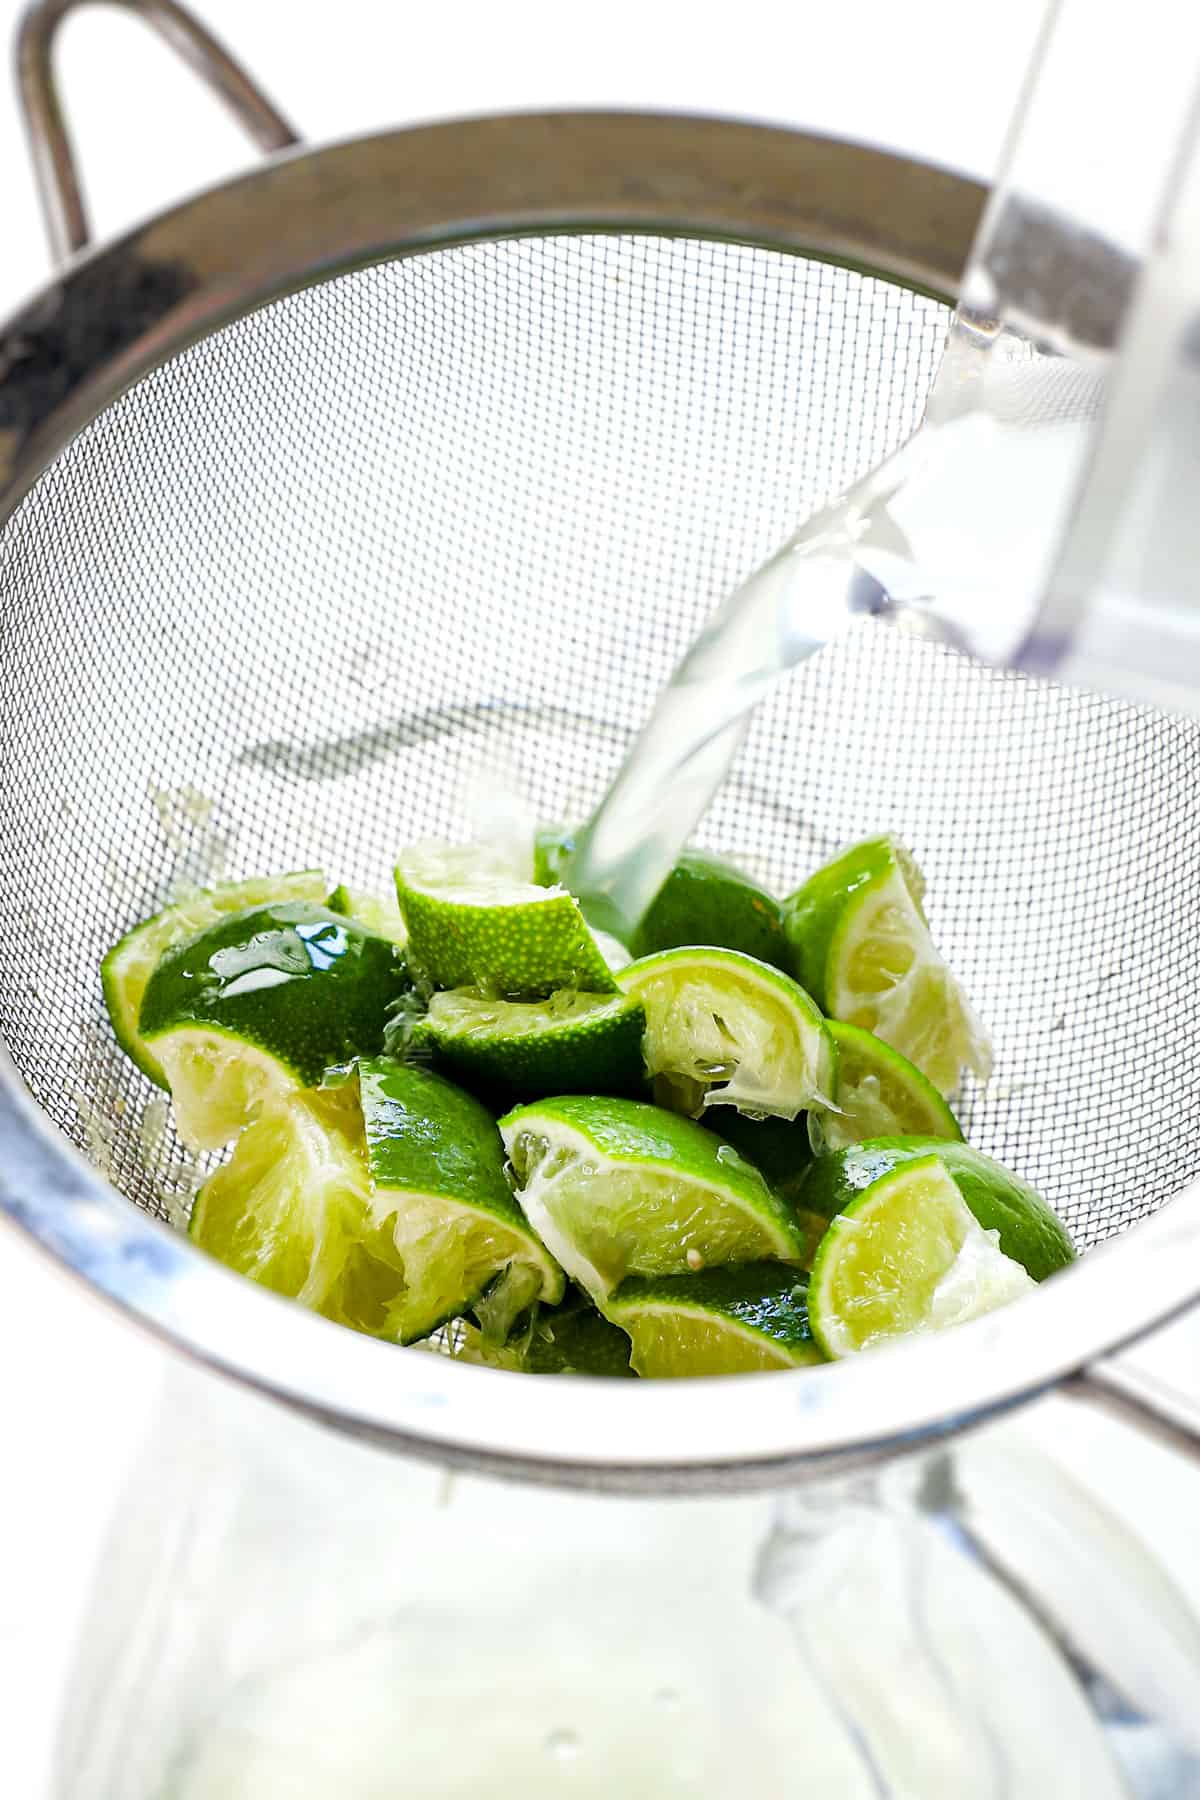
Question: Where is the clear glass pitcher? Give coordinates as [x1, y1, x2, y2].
[53, 1356, 1200, 1799]
[5, 5, 1200, 1796]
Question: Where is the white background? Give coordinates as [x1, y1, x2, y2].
[1, 2, 1198, 1795]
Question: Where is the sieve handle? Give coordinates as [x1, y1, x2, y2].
[15, 0, 300, 266]
[1063, 1351, 1200, 1465]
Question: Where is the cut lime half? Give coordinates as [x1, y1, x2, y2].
[395, 840, 616, 996]
[606, 1264, 822, 1377]
[139, 902, 408, 1149]
[810, 1021, 962, 1152]
[499, 1095, 805, 1298]
[808, 1156, 1037, 1357]
[782, 836, 991, 1096]
[102, 869, 328, 1085]
[618, 947, 834, 1121]
[420, 986, 646, 1099]
[803, 1138, 1075, 1281]
[189, 1092, 368, 1313]
[344, 1059, 564, 1344]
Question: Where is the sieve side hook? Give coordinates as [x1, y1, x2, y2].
[15, 0, 300, 266]
[1061, 1351, 1200, 1466]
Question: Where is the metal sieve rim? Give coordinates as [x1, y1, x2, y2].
[5, 1046, 1200, 1492]
[0, 112, 984, 522]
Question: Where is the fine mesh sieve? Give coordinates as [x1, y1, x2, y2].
[3, 0, 1200, 1489]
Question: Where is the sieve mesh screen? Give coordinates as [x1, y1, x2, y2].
[1, 235, 1197, 1258]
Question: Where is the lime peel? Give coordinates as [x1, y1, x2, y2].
[395, 840, 616, 996]
[139, 902, 409, 1149]
[802, 1137, 1074, 1281]
[535, 828, 790, 969]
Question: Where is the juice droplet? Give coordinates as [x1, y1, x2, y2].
[543, 1728, 580, 1761]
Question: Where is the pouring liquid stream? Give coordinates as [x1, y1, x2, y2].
[565, 364, 1095, 943]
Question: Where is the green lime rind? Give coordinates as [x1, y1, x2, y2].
[780, 835, 904, 1008]
[457, 1285, 636, 1377]
[499, 1095, 806, 1297]
[802, 1138, 1075, 1280]
[535, 826, 789, 969]
[102, 868, 328, 1086]
[395, 842, 617, 997]
[812, 1021, 963, 1151]
[361, 1058, 528, 1206]
[139, 901, 409, 1089]
[617, 945, 835, 1122]
[352, 1059, 564, 1343]
[188, 1092, 369, 1311]
[419, 987, 647, 1100]
[606, 1264, 822, 1377]
[630, 852, 788, 967]
[327, 883, 408, 947]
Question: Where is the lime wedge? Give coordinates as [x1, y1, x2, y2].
[781, 836, 991, 1096]
[419, 987, 646, 1100]
[456, 1285, 636, 1376]
[499, 1095, 806, 1298]
[102, 869, 328, 1085]
[342, 1059, 564, 1344]
[808, 1156, 1038, 1357]
[811, 1021, 963, 1151]
[617, 947, 834, 1121]
[803, 1138, 1075, 1281]
[189, 1092, 368, 1312]
[395, 840, 616, 996]
[327, 883, 407, 947]
[139, 902, 409, 1149]
[606, 1264, 823, 1376]
[535, 827, 789, 969]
